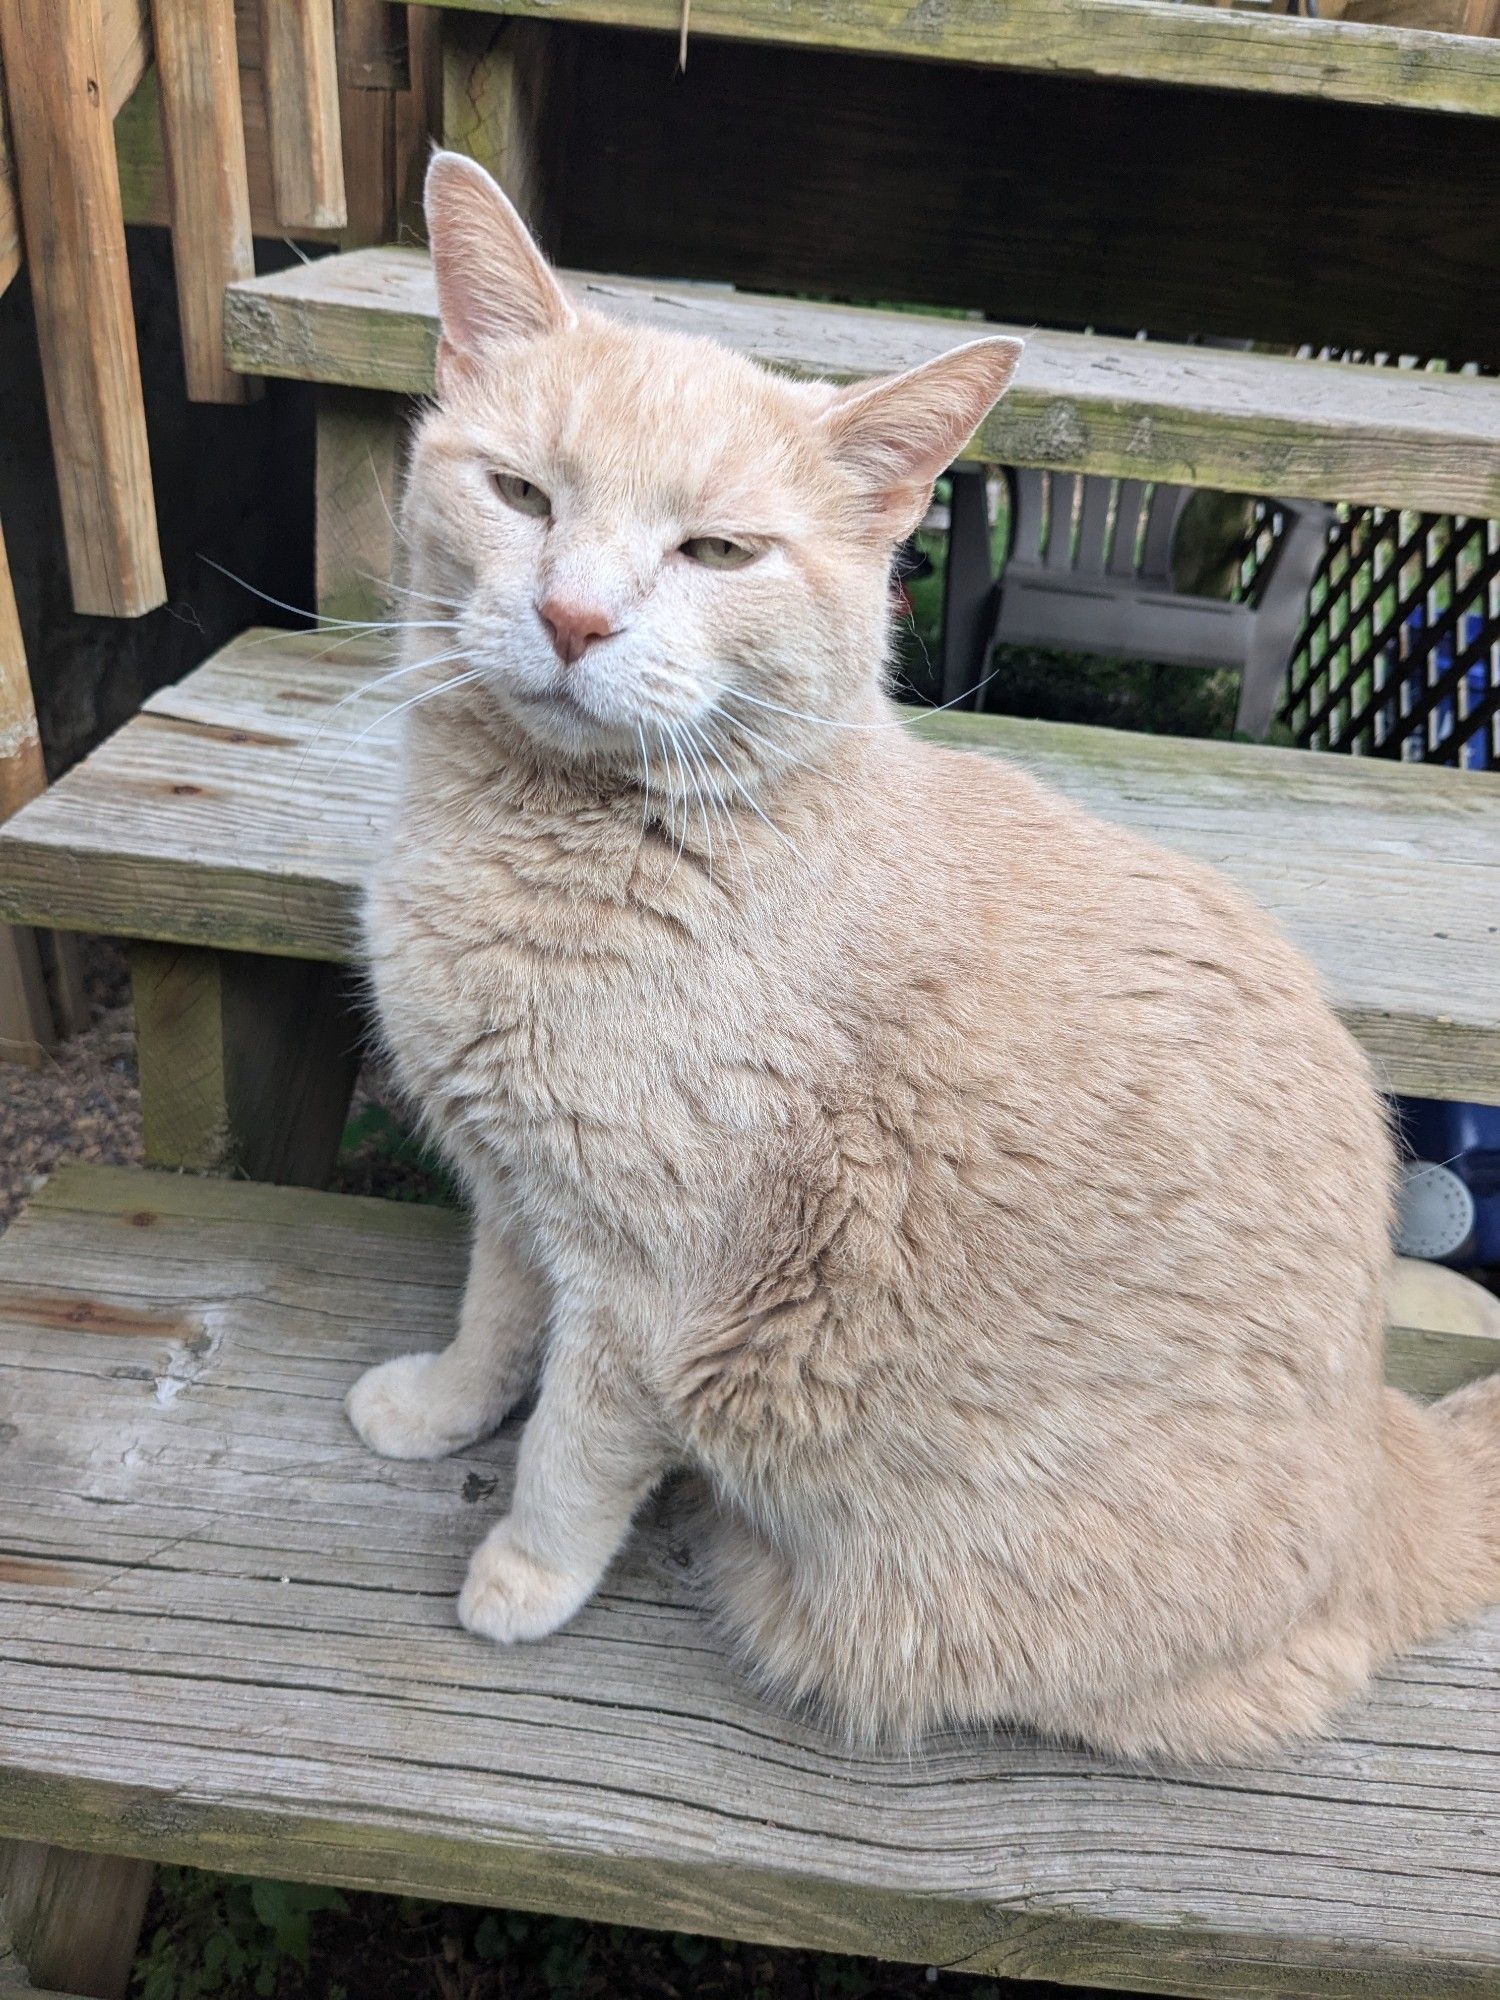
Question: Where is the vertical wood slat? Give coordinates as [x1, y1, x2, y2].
[1, 0, 151, 297]
[0, 517, 89, 1064]
[1, 518, 54, 1067]
[316, 386, 406, 618]
[335, 0, 409, 89]
[0, 1838, 153, 1999]
[259, 0, 347, 231]
[152, 0, 259, 403]
[0, 0, 165, 618]
[441, 12, 572, 247]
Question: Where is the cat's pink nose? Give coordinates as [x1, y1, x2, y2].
[538, 596, 615, 666]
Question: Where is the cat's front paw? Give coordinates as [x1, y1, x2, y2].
[346, 1351, 480, 1461]
[458, 1523, 595, 1644]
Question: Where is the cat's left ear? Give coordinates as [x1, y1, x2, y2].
[424, 150, 577, 393]
[819, 337, 1024, 541]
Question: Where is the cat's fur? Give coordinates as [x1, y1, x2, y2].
[347, 151, 1500, 1761]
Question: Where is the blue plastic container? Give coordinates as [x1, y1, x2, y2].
[1393, 1096, 1500, 1268]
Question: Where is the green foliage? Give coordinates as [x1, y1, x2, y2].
[133, 1872, 347, 2000]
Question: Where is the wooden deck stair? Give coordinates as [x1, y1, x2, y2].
[223, 248, 1500, 518]
[1, 626, 1499, 1101]
[0, 1162, 1496, 1998]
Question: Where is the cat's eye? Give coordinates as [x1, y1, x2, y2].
[680, 535, 758, 570]
[492, 472, 550, 518]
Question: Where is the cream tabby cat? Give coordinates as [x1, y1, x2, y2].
[347, 151, 1500, 1760]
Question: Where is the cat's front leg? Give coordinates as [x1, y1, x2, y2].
[459, 1308, 669, 1644]
[347, 1199, 547, 1461]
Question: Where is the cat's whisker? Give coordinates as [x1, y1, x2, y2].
[325, 668, 484, 775]
[198, 554, 461, 637]
[363, 445, 411, 551]
[291, 647, 474, 783]
[681, 715, 758, 901]
[663, 724, 695, 884]
[696, 714, 809, 870]
[711, 705, 859, 797]
[365, 569, 464, 616]
[633, 721, 654, 858]
[674, 722, 718, 887]
[707, 666, 1006, 735]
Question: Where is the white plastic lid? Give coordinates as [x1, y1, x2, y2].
[1394, 1161, 1476, 1262]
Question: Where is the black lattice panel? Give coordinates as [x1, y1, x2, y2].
[1281, 510, 1500, 769]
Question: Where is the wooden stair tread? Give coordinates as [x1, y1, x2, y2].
[223, 247, 1500, 518]
[437, 0, 1500, 119]
[1, 626, 1499, 1099]
[0, 1162, 1496, 1995]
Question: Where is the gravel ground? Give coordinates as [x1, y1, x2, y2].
[0, 937, 142, 1230]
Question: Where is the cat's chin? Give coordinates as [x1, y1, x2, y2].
[494, 681, 637, 762]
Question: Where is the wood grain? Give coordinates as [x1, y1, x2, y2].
[0, 0, 165, 618]
[434, 0, 1500, 115]
[0, 1162, 1495, 1997]
[259, 0, 347, 230]
[315, 387, 407, 619]
[335, 0, 409, 88]
[0, 520, 80, 1068]
[151, 0, 258, 403]
[441, 12, 571, 247]
[131, 941, 360, 1183]
[222, 248, 1500, 518]
[555, 27, 1500, 367]
[0, 627, 1498, 1102]
[0, 1841, 152, 2000]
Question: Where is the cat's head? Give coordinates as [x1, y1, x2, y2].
[404, 151, 1022, 779]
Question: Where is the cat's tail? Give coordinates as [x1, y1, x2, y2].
[1378, 1372, 1500, 1642]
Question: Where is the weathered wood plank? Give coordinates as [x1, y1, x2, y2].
[315, 387, 407, 620]
[0, 0, 165, 619]
[336, 0, 409, 88]
[259, 0, 348, 230]
[422, 0, 1500, 116]
[0, 520, 73, 1068]
[131, 941, 360, 1184]
[222, 248, 1500, 519]
[0, 1163, 1495, 1998]
[0, 628, 1498, 1103]
[0, 1841, 152, 2000]
[151, 0, 258, 403]
[1, 0, 147, 297]
[441, 12, 571, 246]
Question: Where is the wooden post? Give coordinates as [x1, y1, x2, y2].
[316, 387, 407, 620]
[151, 0, 259, 403]
[0, 516, 85, 1066]
[336, 0, 409, 89]
[0, 59, 19, 297]
[0, 1839, 153, 2000]
[259, 0, 348, 231]
[0, 0, 165, 619]
[440, 12, 573, 248]
[131, 942, 362, 1186]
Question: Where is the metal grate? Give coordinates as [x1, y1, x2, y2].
[1280, 510, 1500, 767]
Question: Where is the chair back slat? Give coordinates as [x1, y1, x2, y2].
[1108, 480, 1150, 578]
[1139, 484, 1182, 585]
[1076, 478, 1114, 576]
[1008, 468, 1049, 568]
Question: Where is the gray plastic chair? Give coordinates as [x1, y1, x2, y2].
[939, 465, 1333, 738]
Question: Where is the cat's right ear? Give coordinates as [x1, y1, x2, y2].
[424, 151, 577, 393]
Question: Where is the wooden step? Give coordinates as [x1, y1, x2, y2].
[442, 0, 1500, 119]
[1, 626, 1498, 1100]
[222, 247, 1500, 520]
[0, 1162, 1496, 1997]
